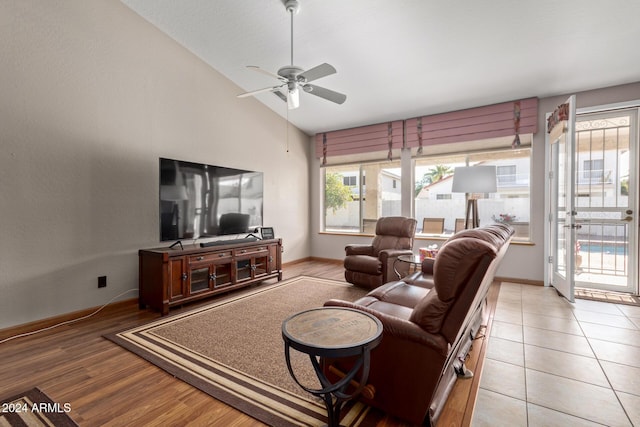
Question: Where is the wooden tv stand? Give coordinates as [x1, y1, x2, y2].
[139, 238, 282, 315]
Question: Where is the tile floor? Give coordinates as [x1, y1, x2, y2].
[472, 282, 640, 427]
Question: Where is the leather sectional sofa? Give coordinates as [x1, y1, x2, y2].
[324, 223, 514, 425]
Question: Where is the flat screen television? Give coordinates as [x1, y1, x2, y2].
[159, 157, 263, 241]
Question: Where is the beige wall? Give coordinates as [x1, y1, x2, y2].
[0, 0, 311, 329]
[310, 82, 640, 283]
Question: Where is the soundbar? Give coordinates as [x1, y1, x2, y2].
[200, 237, 258, 247]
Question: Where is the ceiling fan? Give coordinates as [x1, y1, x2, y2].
[237, 0, 346, 109]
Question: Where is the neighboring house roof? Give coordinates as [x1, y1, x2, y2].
[415, 175, 454, 199]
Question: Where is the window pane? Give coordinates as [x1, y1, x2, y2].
[414, 148, 531, 239]
[324, 165, 360, 232]
[414, 155, 466, 234]
[324, 160, 401, 233]
[468, 148, 531, 239]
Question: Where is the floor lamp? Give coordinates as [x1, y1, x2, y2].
[451, 166, 497, 229]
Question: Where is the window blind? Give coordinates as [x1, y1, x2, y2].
[314, 98, 538, 162]
[405, 98, 538, 149]
[315, 121, 404, 164]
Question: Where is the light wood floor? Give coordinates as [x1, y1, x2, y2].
[0, 259, 494, 426]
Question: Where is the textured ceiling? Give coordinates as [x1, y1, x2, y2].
[121, 0, 640, 135]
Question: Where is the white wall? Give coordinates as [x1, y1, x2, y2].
[310, 82, 640, 282]
[0, 0, 310, 329]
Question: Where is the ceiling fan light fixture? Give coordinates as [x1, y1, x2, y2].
[287, 86, 300, 109]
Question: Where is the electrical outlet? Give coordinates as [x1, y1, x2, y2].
[98, 276, 107, 288]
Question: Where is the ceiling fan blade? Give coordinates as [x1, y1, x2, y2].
[247, 65, 286, 82]
[237, 83, 285, 98]
[298, 63, 337, 83]
[273, 90, 287, 102]
[303, 84, 347, 104]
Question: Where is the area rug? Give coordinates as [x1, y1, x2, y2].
[575, 287, 640, 307]
[105, 276, 382, 427]
[0, 388, 78, 427]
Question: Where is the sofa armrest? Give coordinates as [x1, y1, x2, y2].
[324, 299, 448, 356]
[378, 248, 414, 261]
[345, 244, 374, 256]
[421, 257, 435, 275]
[378, 248, 414, 282]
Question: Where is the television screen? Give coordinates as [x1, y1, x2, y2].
[159, 158, 263, 241]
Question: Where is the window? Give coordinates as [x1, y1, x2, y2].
[322, 146, 531, 240]
[324, 160, 401, 233]
[415, 155, 466, 234]
[497, 165, 517, 184]
[415, 148, 531, 238]
[583, 159, 604, 180]
[342, 175, 357, 186]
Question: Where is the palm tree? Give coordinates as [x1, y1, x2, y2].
[415, 165, 453, 197]
[427, 164, 453, 183]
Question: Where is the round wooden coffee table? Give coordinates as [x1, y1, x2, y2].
[282, 307, 383, 427]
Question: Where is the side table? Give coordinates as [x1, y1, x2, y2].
[282, 307, 383, 427]
[393, 254, 423, 278]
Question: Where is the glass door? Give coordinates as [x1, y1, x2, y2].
[548, 96, 577, 302]
[573, 109, 637, 293]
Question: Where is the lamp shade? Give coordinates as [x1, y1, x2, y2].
[451, 166, 497, 193]
[160, 185, 188, 201]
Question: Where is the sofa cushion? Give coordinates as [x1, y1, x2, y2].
[408, 290, 451, 333]
[433, 238, 496, 301]
[343, 254, 381, 274]
[407, 237, 497, 334]
[446, 223, 512, 251]
[371, 217, 415, 256]
[402, 271, 435, 289]
[360, 300, 414, 321]
[368, 281, 430, 308]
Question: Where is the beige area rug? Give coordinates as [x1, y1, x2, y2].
[106, 276, 385, 427]
[0, 388, 79, 427]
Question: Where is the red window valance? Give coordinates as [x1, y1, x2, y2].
[405, 98, 538, 149]
[315, 98, 538, 161]
[315, 121, 404, 163]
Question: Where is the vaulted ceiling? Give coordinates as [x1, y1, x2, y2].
[121, 0, 640, 135]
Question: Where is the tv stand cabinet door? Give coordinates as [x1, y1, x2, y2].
[211, 259, 233, 288]
[234, 245, 269, 282]
[168, 257, 188, 303]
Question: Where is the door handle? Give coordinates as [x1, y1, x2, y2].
[622, 216, 633, 222]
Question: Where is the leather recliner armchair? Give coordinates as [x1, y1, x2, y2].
[343, 216, 417, 289]
[326, 224, 514, 425]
